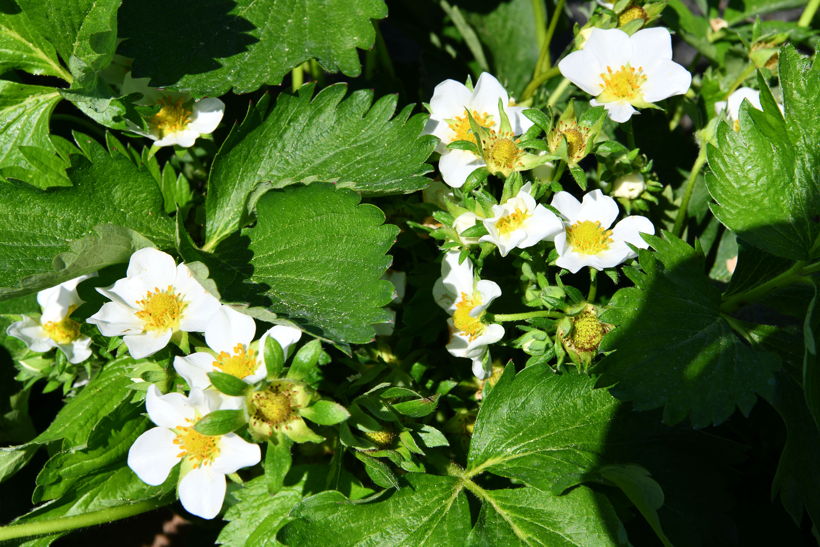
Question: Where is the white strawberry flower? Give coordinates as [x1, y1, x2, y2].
[432, 251, 504, 378]
[550, 189, 655, 273]
[714, 87, 783, 130]
[174, 305, 302, 390]
[87, 248, 220, 359]
[453, 211, 483, 246]
[558, 27, 692, 123]
[480, 182, 564, 257]
[424, 72, 534, 187]
[127, 385, 261, 519]
[7, 275, 94, 364]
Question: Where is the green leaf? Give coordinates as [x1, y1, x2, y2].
[804, 281, 820, 429]
[722, 0, 807, 24]
[300, 400, 350, 426]
[265, 435, 292, 495]
[194, 409, 246, 436]
[0, 133, 175, 300]
[33, 356, 134, 447]
[218, 476, 302, 547]
[466, 485, 627, 546]
[390, 394, 439, 418]
[119, 0, 387, 95]
[461, 0, 542, 97]
[246, 183, 398, 344]
[208, 371, 251, 396]
[279, 474, 471, 546]
[287, 339, 323, 382]
[354, 451, 399, 489]
[467, 365, 620, 491]
[204, 85, 434, 248]
[15, 0, 120, 79]
[596, 233, 780, 427]
[706, 46, 819, 261]
[0, 81, 69, 189]
[0, 3, 70, 80]
[0, 444, 38, 484]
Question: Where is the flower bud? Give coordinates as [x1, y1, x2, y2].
[611, 172, 646, 199]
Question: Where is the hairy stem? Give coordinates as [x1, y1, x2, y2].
[491, 310, 563, 322]
[0, 501, 165, 542]
[672, 147, 708, 238]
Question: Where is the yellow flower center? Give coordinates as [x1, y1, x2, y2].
[618, 5, 647, 26]
[548, 122, 589, 164]
[252, 389, 295, 426]
[566, 221, 614, 254]
[495, 208, 529, 236]
[135, 286, 187, 332]
[453, 292, 486, 340]
[447, 109, 493, 144]
[42, 314, 82, 344]
[213, 343, 258, 379]
[173, 422, 220, 468]
[598, 65, 647, 103]
[570, 311, 606, 352]
[487, 137, 522, 171]
[150, 98, 192, 138]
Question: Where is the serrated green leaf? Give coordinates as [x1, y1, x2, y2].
[205, 85, 434, 248]
[466, 486, 626, 546]
[246, 183, 397, 344]
[0, 133, 175, 300]
[301, 400, 350, 426]
[218, 476, 302, 546]
[0, 3, 70, 80]
[33, 356, 133, 447]
[208, 371, 251, 396]
[194, 409, 246, 436]
[0, 81, 68, 189]
[467, 365, 620, 490]
[119, 0, 387, 95]
[279, 474, 471, 546]
[706, 46, 819, 261]
[596, 233, 780, 427]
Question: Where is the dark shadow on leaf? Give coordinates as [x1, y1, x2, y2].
[117, 0, 258, 88]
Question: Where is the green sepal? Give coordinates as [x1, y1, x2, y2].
[208, 371, 251, 397]
[300, 400, 351, 426]
[194, 410, 246, 436]
[287, 339, 323, 382]
[264, 336, 285, 380]
[284, 417, 325, 444]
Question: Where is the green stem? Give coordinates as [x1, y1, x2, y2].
[291, 64, 304, 92]
[491, 310, 563, 322]
[532, 0, 548, 51]
[798, 0, 819, 26]
[672, 147, 708, 238]
[520, 67, 561, 101]
[587, 267, 598, 302]
[541, 0, 566, 70]
[721, 261, 813, 313]
[624, 119, 636, 149]
[546, 77, 571, 107]
[0, 501, 164, 542]
[551, 160, 566, 184]
[520, 0, 565, 100]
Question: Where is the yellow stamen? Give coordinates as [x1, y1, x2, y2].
[598, 65, 647, 103]
[487, 137, 522, 171]
[173, 422, 220, 468]
[446, 109, 493, 144]
[570, 310, 606, 352]
[251, 389, 295, 426]
[42, 315, 81, 344]
[150, 97, 192, 138]
[213, 343, 258, 379]
[495, 209, 529, 235]
[135, 286, 187, 332]
[453, 292, 485, 340]
[566, 220, 614, 254]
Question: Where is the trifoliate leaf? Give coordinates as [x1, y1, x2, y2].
[246, 183, 398, 345]
[279, 474, 471, 546]
[119, 0, 387, 96]
[466, 486, 627, 546]
[596, 233, 780, 427]
[706, 46, 819, 261]
[467, 365, 620, 491]
[0, 81, 68, 189]
[218, 476, 302, 547]
[0, 5, 70, 80]
[204, 85, 434, 249]
[0, 133, 175, 300]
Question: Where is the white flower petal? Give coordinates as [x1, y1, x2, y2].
[8, 318, 55, 352]
[576, 189, 619, 227]
[124, 329, 173, 359]
[260, 325, 302, 357]
[630, 28, 673, 71]
[102, 277, 151, 308]
[520, 206, 564, 247]
[146, 384, 195, 427]
[58, 337, 92, 364]
[726, 87, 762, 120]
[211, 434, 262, 475]
[175, 265, 220, 333]
[126, 248, 177, 288]
[601, 101, 638, 123]
[612, 215, 655, 256]
[127, 427, 180, 486]
[472, 355, 491, 379]
[471, 73, 509, 119]
[642, 61, 692, 103]
[188, 98, 225, 135]
[473, 280, 502, 315]
[178, 467, 226, 519]
[437, 251, 475, 303]
[174, 353, 215, 391]
[87, 301, 142, 336]
[429, 79, 473, 121]
[204, 305, 256, 354]
[507, 106, 534, 135]
[558, 50, 604, 96]
[439, 150, 485, 188]
[583, 28, 632, 73]
[550, 191, 582, 222]
[555, 250, 591, 273]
